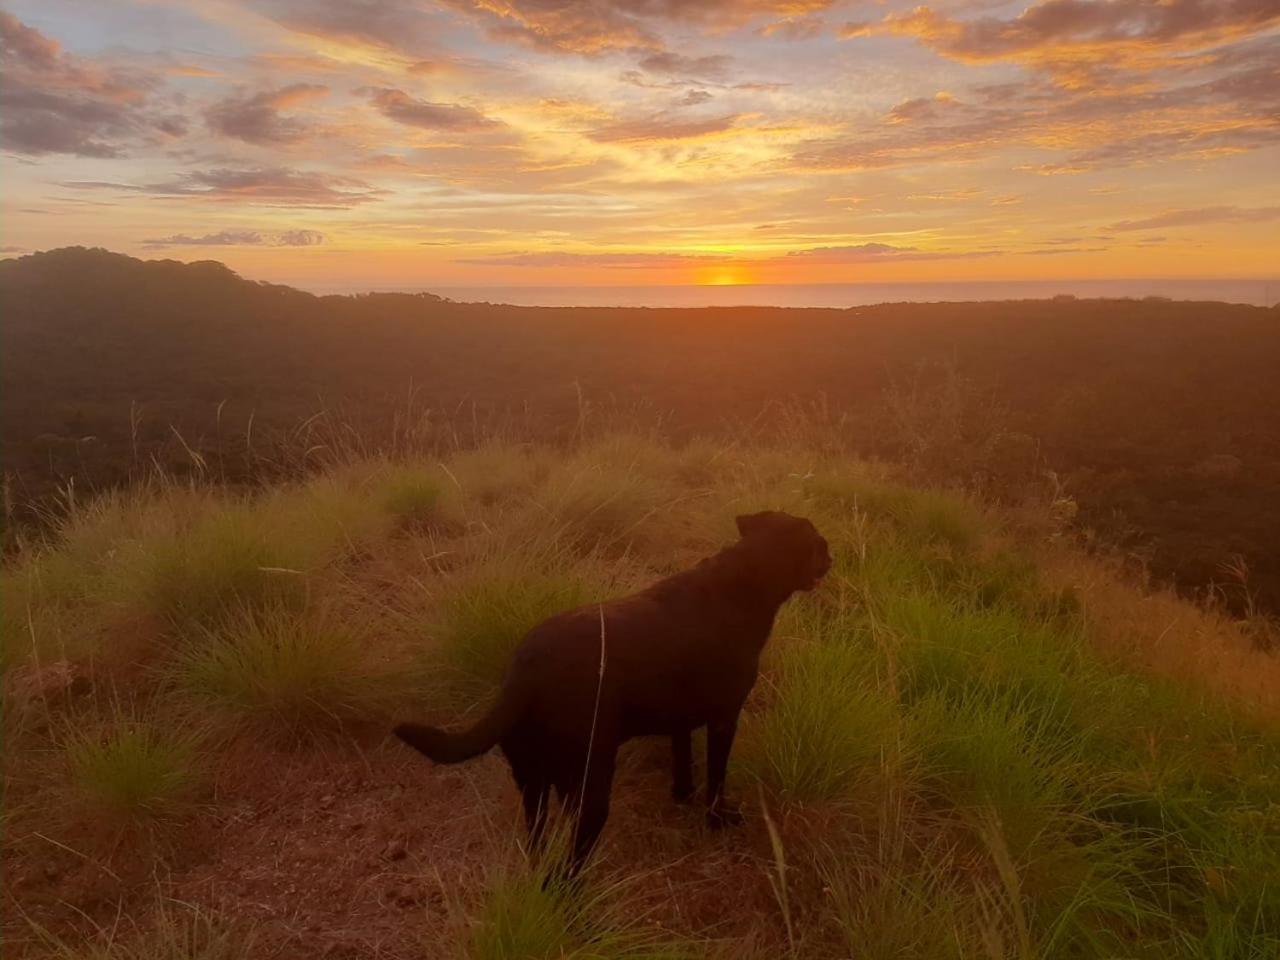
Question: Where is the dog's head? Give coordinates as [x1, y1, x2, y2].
[734, 511, 831, 593]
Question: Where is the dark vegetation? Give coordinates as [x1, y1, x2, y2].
[4, 247, 1279, 615]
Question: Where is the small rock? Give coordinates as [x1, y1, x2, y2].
[389, 884, 423, 908]
[319, 794, 335, 809]
[381, 839, 407, 861]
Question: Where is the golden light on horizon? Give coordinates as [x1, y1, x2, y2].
[696, 265, 754, 287]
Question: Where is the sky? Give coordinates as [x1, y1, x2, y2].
[2, 0, 1278, 291]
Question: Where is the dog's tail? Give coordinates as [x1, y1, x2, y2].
[393, 685, 524, 764]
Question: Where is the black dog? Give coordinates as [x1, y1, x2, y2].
[395, 510, 830, 868]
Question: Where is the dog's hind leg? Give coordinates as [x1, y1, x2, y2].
[502, 739, 553, 853]
[557, 747, 617, 875]
[520, 779, 552, 852]
[671, 729, 695, 803]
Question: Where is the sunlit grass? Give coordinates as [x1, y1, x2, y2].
[425, 562, 599, 712]
[4, 432, 1279, 957]
[170, 604, 394, 734]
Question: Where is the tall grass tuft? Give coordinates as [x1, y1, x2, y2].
[743, 638, 900, 805]
[376, 463, 446, 532]
[63, 710, 203, 824]
[137, 507, 304, 631]
[464, 834, 701, 960]
[428, 568, 595, 710]
[171, 604, 392, 734]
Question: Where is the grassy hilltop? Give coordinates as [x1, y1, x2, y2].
[4, 431, 1279, 959]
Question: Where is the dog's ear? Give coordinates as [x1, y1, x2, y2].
[735, 512, 772, 538]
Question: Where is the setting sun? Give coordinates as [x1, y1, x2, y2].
[696, 265, 754, 286]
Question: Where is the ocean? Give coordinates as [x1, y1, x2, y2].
[425, 278, 1278, 308]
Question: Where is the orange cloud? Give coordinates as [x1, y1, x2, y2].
[363, 87, 504, 131]
[588, 111, 741, 143]
[1110, 205, 1280, 231]
[206, 84, 329, 144]
[0, 12, 173, 157]
[842, 0, 1280, 79]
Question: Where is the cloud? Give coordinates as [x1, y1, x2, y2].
[759, 16, 827, 40]
[638, 51, 732, 80]
[236, 0, 444, 58]
[65, 167, 385, 208]
[794, 48, 1280, 175]
[0, 12, 173, 158]
[277, 229, 326, 245]
[1109, 205, 1280, 231]
[456, 251, 731, 268]
[434, 0, 837, 55]
[675, 89, 714, 107]
[461, 243, 1000, 268]
[362, 87, 503, 131]
[589, 112, 740, 143]
[143, 230, 265, 247]
[782, 242, 1001, 263]
[841, 0, 1280, 78]
[206, 84, 328, 144]
[142, 228, 326, 247]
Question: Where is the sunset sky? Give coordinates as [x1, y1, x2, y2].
[2, 0, 1278, 291]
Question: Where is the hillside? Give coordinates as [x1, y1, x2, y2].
[3, 433, 1278, 958]
[3, 248, 1280, 617]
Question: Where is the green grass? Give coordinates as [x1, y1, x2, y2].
[444, 441, 550, 506]
[743, 636, 901, 804]
[376, 463, 446, 531]
[63, 710, 203, 824]
[427, 565, 597, 710]
[170, 604, 393, 733]
[463, 839, 701, 960]
[31, 899, 251, 960]
[5, 433, 1280, 957]
[135, 507, 305, 631]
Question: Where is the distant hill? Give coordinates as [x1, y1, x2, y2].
[3, 247, 1280, 617]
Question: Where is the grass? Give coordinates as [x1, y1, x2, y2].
[742, 637, 901, 805]
[426, 562, 599, 711]
[461, 834, 702, 960]
[29, 899, 251, 960]
[4, 431, 1280, 958]
[133, 505, 306, 632]
[375, 462, 447, 532]
[63, 709, 204, 824]
[170, 603, 394, 734]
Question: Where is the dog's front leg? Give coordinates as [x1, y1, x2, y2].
[705, 712, 744, 829]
